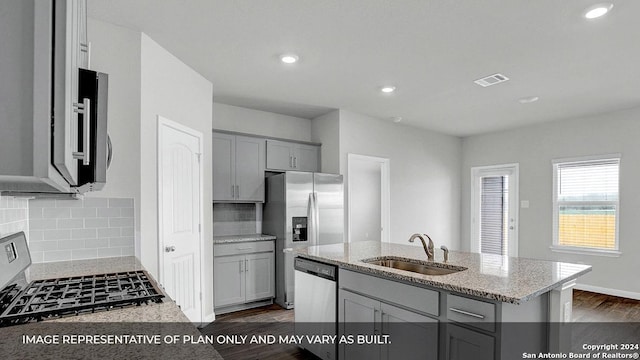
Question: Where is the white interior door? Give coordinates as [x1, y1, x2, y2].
[347, 154, 390, 243]
[158, 116, 203, 323]
[471, 164, 519, 257]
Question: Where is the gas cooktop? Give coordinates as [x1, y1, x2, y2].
[0, 232, 164, 327]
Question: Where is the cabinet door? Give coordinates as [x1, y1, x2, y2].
[76, 0, 89, 69]
[266, 140, 294, 171]
[244, 252, 274, 302]
[380, 303, 439, 360]
[214, 254, 245, 307]
[339, 289, 381, 360]
[235, 136, 265, 201]
[52, 0, 80, 185]
[212, 133, 235, 201]
[294, 144, 319, 172]
[444, 324, 495, 360]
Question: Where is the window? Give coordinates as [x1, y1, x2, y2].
[552, 155, 620, 254]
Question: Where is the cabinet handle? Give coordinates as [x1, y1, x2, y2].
[72, 98, 91, 165]
[293, 156, 297, 168]
[245, 259, 248, 271]
[449, 307, 485, 319]
[236, 247, 252, 251]
[289, 156, 293, 168]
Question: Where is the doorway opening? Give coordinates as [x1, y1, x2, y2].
[347, 154, 390, 243]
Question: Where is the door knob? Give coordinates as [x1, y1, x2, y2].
[165, 245, 176, 252]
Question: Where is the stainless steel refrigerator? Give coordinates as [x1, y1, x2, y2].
[263, 171, 344, 309]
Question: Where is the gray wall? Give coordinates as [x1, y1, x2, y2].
[338, 110, 463, 248]
[461, 106, 640, 296]
[140, 33, 214, 321]
[213, 102, 312, 142]
[311, 110, 340, 174]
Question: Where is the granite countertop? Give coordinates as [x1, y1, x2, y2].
[2, 256, 224, 360]
[213, 233, 276, 244]
[293, 241, 592, 304]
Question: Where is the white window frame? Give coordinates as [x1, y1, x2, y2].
[551, 154, 621, 257]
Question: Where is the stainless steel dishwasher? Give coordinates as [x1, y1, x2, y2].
[294, 257, 337, 360]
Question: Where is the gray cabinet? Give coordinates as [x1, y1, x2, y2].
[0, 0, 88, 192]
[266, 140, 319, 172]
[444, 324, 495, 360]
[213, 241, 275, 310]
[212, 132, 265, 202]
[338, 288, 439, 360]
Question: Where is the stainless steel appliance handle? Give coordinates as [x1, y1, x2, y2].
[313, 192, 320, 242]
[107, 134, 113, 169]
[307, 192, 316, 244]
[72, 98, 91, 165]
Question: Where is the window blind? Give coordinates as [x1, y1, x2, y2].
[555, 158, 619, 250]
[480, 176, 508, 255]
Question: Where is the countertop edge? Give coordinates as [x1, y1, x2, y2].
[295, 252, 592, 305]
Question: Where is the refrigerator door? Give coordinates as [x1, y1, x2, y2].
[314, 173, 344, 245]
[283, 172, 313, 308]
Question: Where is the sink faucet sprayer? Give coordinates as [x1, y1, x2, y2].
[408, 233, 434, 261]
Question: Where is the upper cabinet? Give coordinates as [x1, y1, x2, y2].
[0, 0, 91, 194]
[212, 132, 265, 202]
[266, 140, 319, 172]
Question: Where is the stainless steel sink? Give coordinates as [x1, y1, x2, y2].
[362, 257, 466, 276]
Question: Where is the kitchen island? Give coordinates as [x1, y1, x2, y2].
[0, 256, 223, 360]
[294, 241, 592, 360]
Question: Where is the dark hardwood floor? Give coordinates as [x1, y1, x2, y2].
[201, 291, 640, 360]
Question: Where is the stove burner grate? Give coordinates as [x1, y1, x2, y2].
[0, 270, 163, 326]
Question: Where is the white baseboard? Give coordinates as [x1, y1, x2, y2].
[575, 283, 640, 300]
[198, 312, 215, 328]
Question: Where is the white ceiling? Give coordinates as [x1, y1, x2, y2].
[88, 0, 640, 137]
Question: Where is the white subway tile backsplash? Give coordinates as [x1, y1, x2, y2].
[109, 237, 133, 247]
[71, 248, 98, 260]
[109, 218, 133, 227]
[29, 251, 44, 263]
[97, 207, 121, 218]
[58, 239, 86, 250]
[72, 228, 97, 239]
[72, 207, 97, 218]
[29, 197, 135, 263]
[43, 207, 71, 219]
[84, 218, 110, 228]
[57, 218, 84, 229]
[97, 227, 121, 238]
[98, 247, 122, 257]
[109, 198, 133, 208]
[85, 238, 109, 248]
[43, 250, 72, 262]
[83, 198, 109, 208]
[29, 241, 59, 252]
[30, 218, 57, 230]
[42, 229, 71, 241]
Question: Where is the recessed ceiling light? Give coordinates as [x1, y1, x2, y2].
[391, 116, 403, 123]
[584, 3, 613, 19]
[518, 96, 539, 104]
[280, 54, 299, 64]
[381, 86, 396, 93]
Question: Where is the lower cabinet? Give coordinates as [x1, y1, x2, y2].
[339, 289, 439, 360]
[214, 242, 275, 309]
[444, 324, 494, 360]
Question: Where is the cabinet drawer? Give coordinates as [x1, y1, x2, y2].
[214, 241, 274, 257]
[339, 269, 439, 316]
[446, 294, 496, 332]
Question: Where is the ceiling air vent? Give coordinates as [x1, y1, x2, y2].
[474, 73, 509, 87]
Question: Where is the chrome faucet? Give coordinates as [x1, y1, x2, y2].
[440, 245, 449, 262]
[409, 233, 434, 261]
